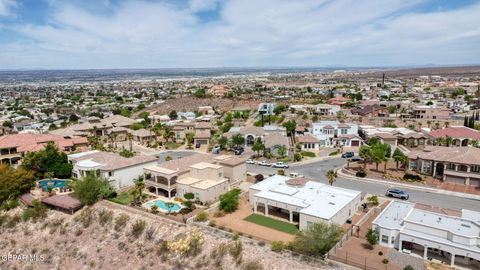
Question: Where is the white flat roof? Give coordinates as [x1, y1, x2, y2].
[68, 150, 100, 159]
[250, 175, 361, 220]
[372, 201, 414, 230]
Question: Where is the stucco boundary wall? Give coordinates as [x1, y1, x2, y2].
[338, 167, 480, 201]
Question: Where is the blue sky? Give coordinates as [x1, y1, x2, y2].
[0, 0, 479, 69]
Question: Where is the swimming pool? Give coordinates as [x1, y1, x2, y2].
[144, 199, 182, 213]
[38, 179, 70, 191]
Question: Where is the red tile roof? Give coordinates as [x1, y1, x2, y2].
[0, 134, 87, 152]
[429, 126, 480, 140]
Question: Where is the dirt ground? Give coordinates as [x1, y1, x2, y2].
[212, 196, 295, 243]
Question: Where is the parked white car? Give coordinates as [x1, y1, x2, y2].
[246, 159, 255, 164]
[272, 161, 289, 169]
[258, 161, 271, 166]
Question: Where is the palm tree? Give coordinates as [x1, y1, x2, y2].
[444, 121, 450, 128]
[359, 145, 371, 170]
[434, 122, 440, 130]
[127, 133, 133, 152]
[426, 120, 432, 129]
[277, 145, 287, 158]
[393, 149, 407, 170]
[326, 169, 337, 186]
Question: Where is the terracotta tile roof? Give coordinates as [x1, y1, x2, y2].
[195, 122, 212, 129]
[337, 123, 350, 128]
[158, 153, 212, 174]
[408, 146, 480, 165]
[219, 157, 245, 167]
[0, 134, 87, 152]
[130, 128, 154, 137]
[323, 125, 334, 129]
[374, 133, 397, 140]
[194, 130, 211, 139]
[297, 134, 320, 143]
[264, 133, 289, 148]
[429, 126, 480, 140]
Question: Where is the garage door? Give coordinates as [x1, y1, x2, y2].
[196, 139, 208, 145]
[445, 175, 465, 185]
[470, 178, 480, 187]
[351, 140, 360, 147]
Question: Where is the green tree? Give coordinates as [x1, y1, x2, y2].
[392, 148, 407, 170]
[277, 145, 287, 158]
[290, 222, 343, 257]
[72, 174, 116, 205]
[130, 176, 145, 206]
[218, 136, 228, 149]
[168, 110, 178, 120]
[251, 138, 265, 157]
[0, 164, 35, 206]
[326, 169, 337, 186]
[366, 228, 379, 246]
[231, 134, 245, 147]
[219, 189, 241, 213]
[359, 145, 371, 170]
[370, 144, 388, 172]
[282, 120, 297, 145]
[21, 142, 73, 179]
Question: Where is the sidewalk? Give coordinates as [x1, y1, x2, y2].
[337, 167, 480, 201]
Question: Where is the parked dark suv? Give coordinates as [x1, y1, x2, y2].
[341, 152, 354, 158]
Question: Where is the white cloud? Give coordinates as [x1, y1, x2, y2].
[0, 0, 15, 16]
[1, 0, 479, 68]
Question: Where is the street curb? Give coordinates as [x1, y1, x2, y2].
[337, 167, 480, 201]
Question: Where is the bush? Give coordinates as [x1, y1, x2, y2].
[271, 241, 284, 252]
[366, 228, 379, 246]
[6, 214, 21, 228]
[72, 174, 116, 205]
[98, 209, 113, 226]
[378, 251, 383, 256]
[367, 195, 379, 206]
[74, 207, 94, 228]
[22, 200, 48, 223]
[403, 173, 422, 182]
[294, 153, 302, 162]
[209, 220, 216, 227]
[229, 240, 243, 265]
[301, 151, 316, 158]
[242, 260, 264, 270]
[257, 241, 265, 246]
[195, 211, 208, 222]
[150, 205, 159, 214]
[403, 265, 414, 270]
[289, 222, 343, 257]
[184, 192, 194, 200]
[130, 220, 146, 239]
[277, 169, 285, 176]
[114, 214, 130, 231]
[356, 171, 367, 178]
[1, 199, 19, 211]
[254, 174, 264, 183]
[382, 258, 389, 264]
[329, 150, 339, 156]
[219, 189, 241, 213]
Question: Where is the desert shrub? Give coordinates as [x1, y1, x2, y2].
[145, 226, 157, 241]
[97, 209, 114, 226]
[74, 228, 83, 236]
[219, 188, 241, 213]
[382, 258, 389, 264]
[294, 153, 303, 162]
[403, 265, 414, 270]
[232, 233, 239, 241]
[257, 241, 265, 247]
[184, 192, 194, 200]
[168, 230, 204, 257]
[378, 251, 383, 256]
[130, 220, 146, 239]
[277, 169, 285, 176]
[6, 214, 21, 228]
[22, 200, 48, 223]
[209, 220, 216, 227]
[150, 205, 159, 214]
[254, 174, 264, 183]
[329, 150, 339, 156]
[72, 174, 116, 205]
[1, 199, 19, 211]
[403, 173, 422, 181]
[367, 195, 379, 206]
[114, 214, 130, 231]
[214, 210, 225, 218]
[0, 213, 8, 227]
[195, 211, 208, 222]
[229, 240, 243, 265]
[242, 260, 264, 270]
[356, 170, 367, 177]
[271, 241, 284, 252]
[74, 207, 95, 228]
[289, 222, 343, 257]
[156, 240, 170, 255]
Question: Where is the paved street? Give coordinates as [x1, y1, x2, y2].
[248, 157, 480, 211]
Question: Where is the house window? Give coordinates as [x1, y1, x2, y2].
[341, 129, 347, 135]
[307, 222, 314, 230]
[381, 235, 389, 243]
[108, 171, 113, 177]
[218, 172, 222, 177]
[195, 193, 199, 198]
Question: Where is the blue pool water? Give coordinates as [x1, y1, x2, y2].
[145, 200, 182, 212]
[38, 179, 69, 191]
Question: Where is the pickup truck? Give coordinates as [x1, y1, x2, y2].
[272, 161, 289, 169]
[258, 161, 271, 166]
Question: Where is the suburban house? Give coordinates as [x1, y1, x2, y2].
[351, 104, 389, 117]
[143, 154, 246, 201]
[310, 121, 362, 147]
[225, 125, 287, 147]
[412, 105, 451, 120]
[312, 104, 341, 115]
[297, 134, 321, 151]
[359, 126, 427, 148]
[249, 175, 362, 229]
[68, 150, 158, 189]
[328, 96, 349, 106]
[0, 133, 88, 167]
[50, 115, 136, 137]
[130, 128, 156, 144]
[264, 133, 290, 156]
[172, 122, 195, 143]
[372, 200, 480, 268]
[258, 103, 276, 115]
[428, 126, 480, 147]
[176, 162, 229, 203]
[408, 146, 480, 187]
